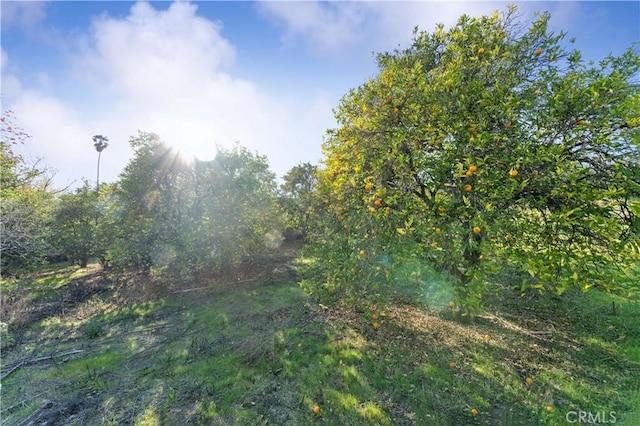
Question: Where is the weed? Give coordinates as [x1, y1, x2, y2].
[82, 322, 105, 339]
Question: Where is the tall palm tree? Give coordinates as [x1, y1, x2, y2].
[92, 135, 109, 192]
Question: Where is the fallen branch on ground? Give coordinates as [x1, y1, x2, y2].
[0, 391, 50, 416]
[17, 399, 54, 426]
[1, 349, 83, 380]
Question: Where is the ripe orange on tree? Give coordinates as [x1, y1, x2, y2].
[477, 47, 485, 55]
[473, 226, 482, 234]
[374, 199, 382, 206]
[469, 165, 477, 173]
[313, 405, 321, 414]
[471, 408, 479, 416]
[373, 321, 380, 330]
[365, 182, 373, 191]
[525, 377, 534, 385]
[449, 361, 456, 368]
[464, 184, 473, 192]
[535, 48, 543, 56]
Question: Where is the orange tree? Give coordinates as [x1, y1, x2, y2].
[302, 7, 640, 316]
[279, 162, 319, 239]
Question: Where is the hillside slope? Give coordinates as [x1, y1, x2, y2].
[1, 243, 639, 425]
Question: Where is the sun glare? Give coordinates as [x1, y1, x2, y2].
[167, 138, 218, 164]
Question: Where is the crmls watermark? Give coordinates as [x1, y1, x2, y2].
[565, 410, 617, 424]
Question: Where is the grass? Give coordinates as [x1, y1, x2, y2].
[1, 246, 639, 425]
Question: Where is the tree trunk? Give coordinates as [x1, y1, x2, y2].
[96, 151, 102, 192]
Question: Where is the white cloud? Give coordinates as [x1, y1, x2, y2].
[2, 47, 24, 110]
[84, 1, 236, 97]
[257, 1, 367, 53]
[8, 89, 93, 185]
[285, 88, 335, 168]
[75, 1, 295, 169]
[257, 1, 601, 61]
[258, 1, 506, 55]
[6, 1, 328, 187]
[0, 1, 48, 31]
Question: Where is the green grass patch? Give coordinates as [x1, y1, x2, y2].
[2, 254, 639, 425]
[48, 349, 126, 379]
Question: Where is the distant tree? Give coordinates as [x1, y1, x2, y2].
[303, 7, 640, 315]
[279, 163, 318, 239]
[107, 131, 186, 273]
[1, 111, 54, 275]
[49, 182, 99, 268]
[183, 144, 282, 272]
[93, 135, 109, 191]
[92, 183, 121, 268]
[102, 132, 285, 276]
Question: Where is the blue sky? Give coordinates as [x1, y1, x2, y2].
[1, 1, 638, 189]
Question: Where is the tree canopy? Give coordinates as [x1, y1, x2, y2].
[1, 111, 54, 275]
[302, 7, 640, 315]
[100, 132, 282, 275]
